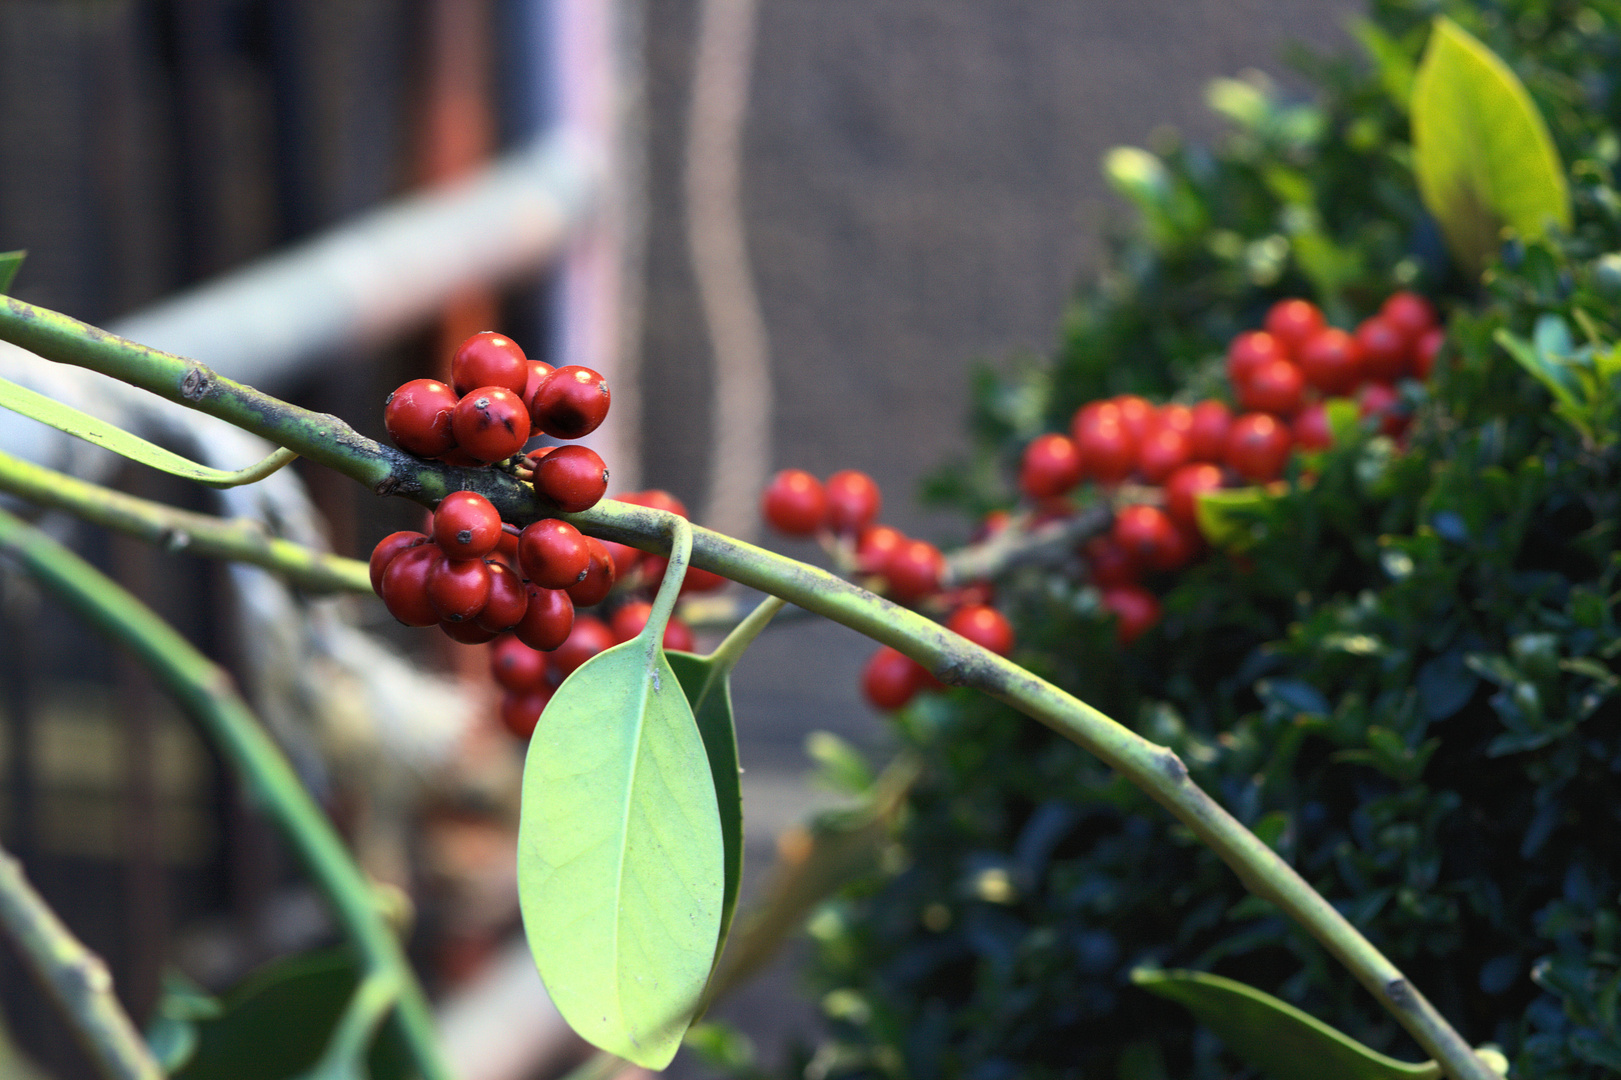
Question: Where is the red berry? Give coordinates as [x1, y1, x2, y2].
[974, 510, 1011, 542]
[1413, 327, 1444, 381]
[531, 365, 611, 439]
[370, 531, 429, 594]
[682, 567, 728, 594]
[1137, 426, 1191, 485]
[761, 469, 827, 535]
[495, 526, 521, 564]
[384, 379, 459, 458]
[825, 471, 882, 534]
[1298, 327, 1365, 396]
[1186, 400, 1233, 463]
[380, 544, 442, 627]
[1083, 534, 1138, 587]
[440, 619, 499, 644]
[566, 538, 618, 607]
[884, 539, 945, 603]
[500, 686, 553, 740]
[1101, 584, 1161, 645]
[1112, 504, 1189, 573]
[476, 562, 529, 632]
[451, 332, 530, 397]
[856, 525, 906, 575]
[1379, 291, 1436, 340]
[862, 646, 925, 711]
[1163, 463, 1225, 530]
[1264, 298, 1326, 358]
[552, 615, 614, 677]
[1355, 316, 1410, 383]
[428, 558, 492, 623]
[945, 604, 1014, 656]
[1076, 415, 1136, 485]
[534, 445, 609, 513]
[521, 360, 558, 412]
[490, 635, 550, 693]
[1292, 401, 1334, 451]
[433, 491, 503, 560]
[621, 489, 689, 518]
[1238, 358, 1305, 416]
[518, 519, 591, 589]
[1113, 395, 1155, 447]
[452, 387, 531, 463]
[599, 539, 643, 583]
[516, 584, 575, 651]
[1153, 403, 1195, 437]
[1227, 331, 1287, 388]
[609, 601, 695, 651]
[1020, 434, 1083, 499]
[1225, 413, 1293, 482]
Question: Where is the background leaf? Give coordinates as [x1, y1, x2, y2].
[517, 634, 724, 1068]
[1411, 17, 1570, 276]
[0, 250, 25, 296]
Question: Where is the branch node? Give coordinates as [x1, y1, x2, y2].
[180, 367, 211, 400]
[1385, 977, 1414, 1008]
[1158, 750, 1188, 784]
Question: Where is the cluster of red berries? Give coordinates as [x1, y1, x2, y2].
[372, 330, 633, 739]
[759, 467, 1015, 712]
[1019, 292, 1442, 644]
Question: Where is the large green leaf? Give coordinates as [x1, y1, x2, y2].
[1411, 16, 1570, 277]
[0, 375, 298, 487]
[518, 517, 723, 1069]
[1132, 969, 1507, 1080]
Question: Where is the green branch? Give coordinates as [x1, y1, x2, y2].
[0, 294, 1497, 1080]
[0, 841, 163, 1080]
[0, 507, 450, 1080]
[0, 450, 369, 594]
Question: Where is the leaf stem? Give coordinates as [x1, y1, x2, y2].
[704, 593, 785, 672]
[0, 841, 164, 1080]
[0, 507, 451, 1080]
[0, 449, 369, 594]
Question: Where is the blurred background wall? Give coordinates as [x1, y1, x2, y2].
[0, 0, 1359, 1074]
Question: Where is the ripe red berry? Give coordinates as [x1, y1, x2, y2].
[856, 525, 906, 575]
[433, 491, 503, 560]
[1019, 434, 1083, 499]
[862, 646, 925, 711]
[1186, 400, 1233, 463]
[884, 539, 945, 603]
[494, 526, 521, 565]
[825, 471, 882, 534]
[1101, 584, 1161, 645]
[609, 601, 695, 651]
[384, 379, 460, 458]
[1153, 403, 1195, 437]
[531, 365, 611, 439]
[1113, 396, 1156, 447]
[1292, 401, 1334, 451]
[681, 567, 727, 594]
[516, 584, 575, 651]
[427, 557, 492, 623]
[1355, 316, 1410, 383]
[1238, 358, 1306, 416]
[440, 619, 499, 645]
[598, 539, 643, 584]
[1264, 298, 1327, 358]
[518, 519, 591, 589]
[370, 531, 429, 594]
[1163, 463, 1225, 530]
[490, 635, 551, 693]
[551, 615, 615, 677]
[521, 360, 558, 412]
[761, 469, 827, 535]
[1225, 413, 1293, 482]
[452, 387, 531, 463]
[1112, 504, 1189, 573]
[1076, 414, 1136, 485]
[379, 544, 442, 627]
[1137, 426, 1191, 484]
[500, 686, 553, 740]
[476, 562, 529, 632]
[1298, 327, 1365, 396]
[1083, 534, 1138, 587]
[534, 445, 609, 512]
[1413, 327, 1444, 381]
[451, 332, 530, 397]
[1227, 331, 1287, 388]
[1379, 291, 1437, 340]
[567, 538, 619, 607]
[945, 604, 1014, 656]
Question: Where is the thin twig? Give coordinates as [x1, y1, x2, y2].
[0, 841, 163, 1080]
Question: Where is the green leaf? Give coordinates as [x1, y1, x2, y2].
[0, 251, 25, 296]
[518, 516, 724, 1069]
[1351, 20, 1416, 110]
[173, 949, 409, 1080]
[1132, 968, 1508, 1080]
[1411, 17, 1571, 277]
[0, 375, 298, 487]
[1195, 484, 1279, 552]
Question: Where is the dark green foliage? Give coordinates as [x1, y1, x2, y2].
[807, 2, 1621, 1077]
